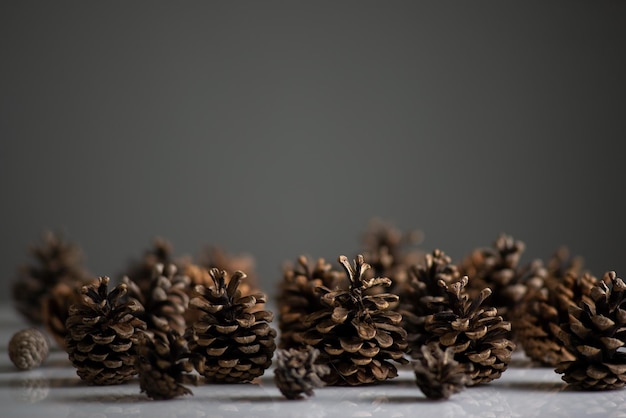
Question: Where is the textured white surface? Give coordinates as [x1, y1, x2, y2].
[2, 307, 626, 418]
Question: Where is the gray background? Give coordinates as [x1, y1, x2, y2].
[1, 1, 625, 302]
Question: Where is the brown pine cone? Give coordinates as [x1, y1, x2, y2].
[199, 246, 259, 287]
[514, 263, 596, 367]
[42, 278, 99, 351]
[123, 238, 176, 297]
[65, 277, 147, 385]
[13, 231, 89, 325]
[554, 271, 626, 390]
[413, 342, 471, 400]
[399, 249, 460, 358]
[137, 331, 195, 400]
[186, 268, 276, 383]
[123, 263, 190, 337]
[360, 218, 424, 297]
[277, 255, 343, 349]
[300, 255, 408, 386]
[458, 234, 526, 319]
[9, 328, 50, 370]
[425, 277, 515, 385]
[274, 347, 330, 400]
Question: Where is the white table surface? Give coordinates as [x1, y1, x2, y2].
[1, 306, 625, 418]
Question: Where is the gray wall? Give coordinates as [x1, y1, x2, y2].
[1, 2, 625, 302]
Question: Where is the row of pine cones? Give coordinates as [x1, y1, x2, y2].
[10, 220, 626, 401]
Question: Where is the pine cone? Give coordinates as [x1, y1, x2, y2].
[9, 329, 50, 370]
[124, 238, 175, 297]
[123, 263, 190, 337]
[277, 256, 343, 349]
[555, 271, 626, 390]
[42, 280, 93, 351]
[199, 246, 259, 287]
[185, 248, 263, 316]
[424, 277, 515, 385]
[546, 246, 585, 282]
[458, 234, 526, 319]
[413, 342, 471, 400]
[65, 277, 147, 385]
[186, 268, 276, 383]
[399, 249, 460, 358]
[360, 219, 424, 297]
[274, 347, 330, 400]
[137, 331, 195, 400]
[300, 255, 408, 386]
[514, 262, 596, 367]
[13, 231, 89, 325]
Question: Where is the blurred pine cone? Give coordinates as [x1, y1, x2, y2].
[274, 347, 330, 400]
[13, 231, 89, 325]
[425, 277, 515, 385]
[277, 255, 343, 349]
[123, 238, 175, 296]
[555, 271, 626, 390]
[458, 234, 526, 320]
[186, 268, 276, 383]
[65, 277, 146, 385]
[300, 255, 408, 386]
[360, 218, 424, 298]
[514, 249, 592, 366]
[42, 279, 95, 350]
[137, 331, 195, 400]
[399, 249, 460, 358]
[413, 341, 471, 400]
[123, 263, 190, 337]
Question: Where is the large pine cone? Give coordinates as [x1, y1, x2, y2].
[555, 271, 626, 390]
[13, 231, 89, 325]
[300, 255, 408, 386]
[277, 256, 343, 349]
[123, 263, 190, 337]
[458, 234, 527, 319]
[65, 277, 146, 385]
[425, 277, 515, 385]
[186, 268, 276, 383]
[137, 331, 195, 400]
[399, 249, 460, 358]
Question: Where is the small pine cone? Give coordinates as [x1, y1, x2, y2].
[413, 342, 471, 400]
[13, 231, 89, 325]
[274, 347, 330, 400]
[459, 234, 526, 319]
[399, 249, 460, 358]
[137, 331, 195, 400]
[186, 269, 277, 383]
[65, 277, 147, 385]
[9, 329, 49, 370]
[555, 271, 626, 390]
[123, 263, 190, 337]
[277, 256, 343, 349]
[360, 219, 424, 297]
[124, 238, 175, 296]
[300, 255, 408, 386]
[425, 277, 515, 385]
